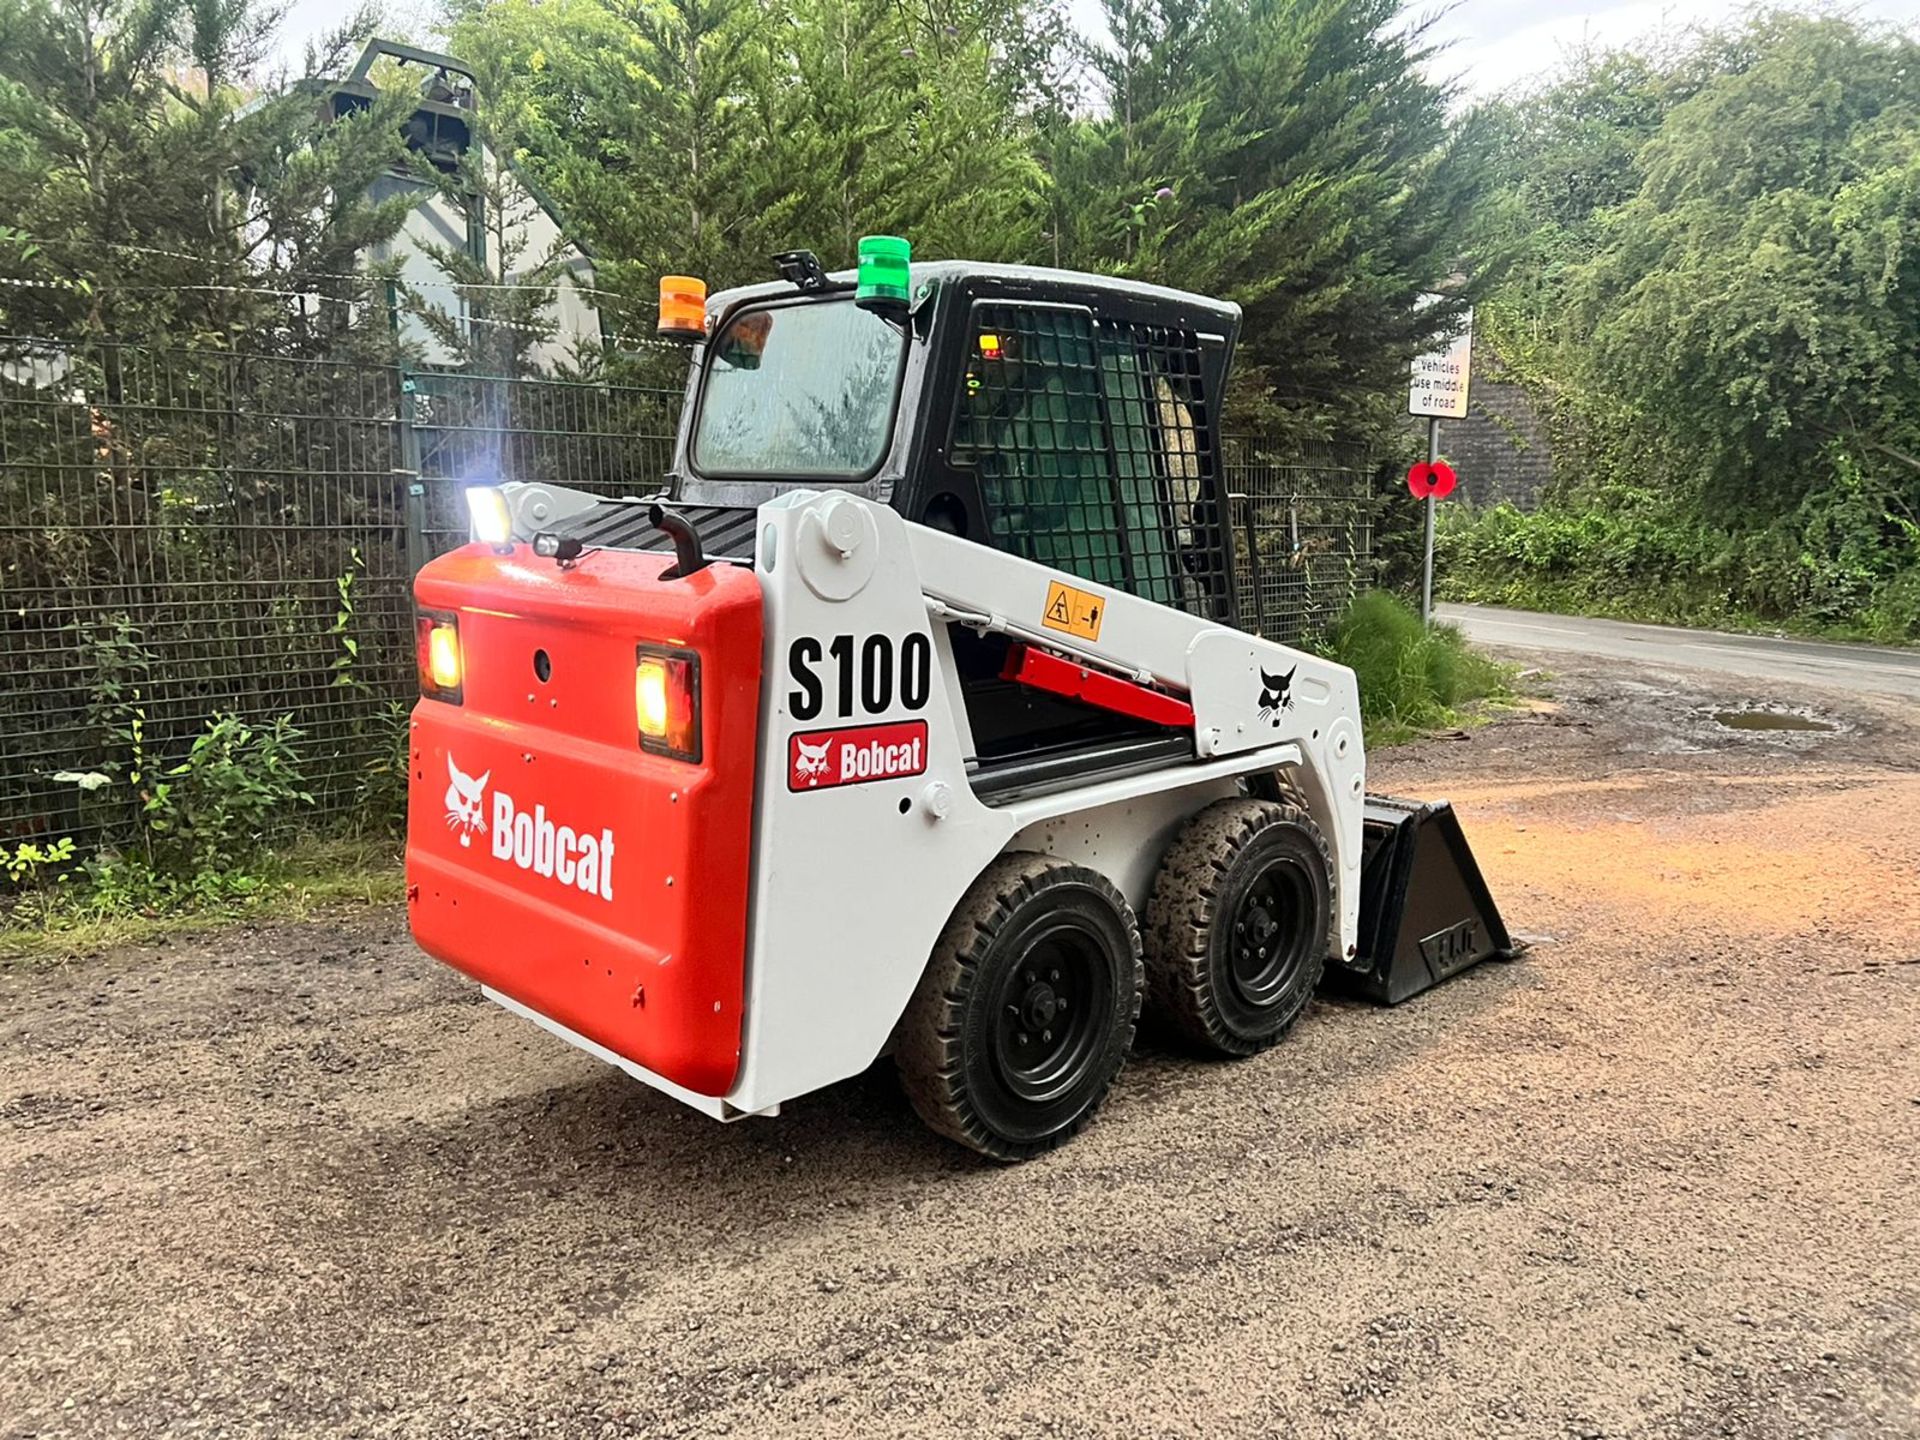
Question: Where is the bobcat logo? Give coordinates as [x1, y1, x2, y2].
[444, 755, 490, 847]
[792, 737, 833, 788]
[1257, 665, 1296, 727]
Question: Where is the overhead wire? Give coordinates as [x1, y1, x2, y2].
[0, 233, 661, 308]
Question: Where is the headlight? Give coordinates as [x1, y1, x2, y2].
[466, 485, 514, 548]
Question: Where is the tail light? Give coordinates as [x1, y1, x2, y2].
[636, 645, 700, 761]
[416, 610, 463, 703]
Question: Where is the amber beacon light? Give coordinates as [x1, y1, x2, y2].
[658, 275, 708, 341]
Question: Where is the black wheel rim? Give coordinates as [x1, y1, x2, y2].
[990, 919, 1110, 1105]
[1227, 858, 1316, 1010]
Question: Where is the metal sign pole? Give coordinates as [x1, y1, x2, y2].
[1421, 416, 1439, 625]
[1409, 294, 1470, 626]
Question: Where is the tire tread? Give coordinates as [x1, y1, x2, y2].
[896, 853, 1143, 1162]
[1143, 798, 1332, 1057]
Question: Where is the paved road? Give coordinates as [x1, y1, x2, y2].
[1439, 602, 1920, 700]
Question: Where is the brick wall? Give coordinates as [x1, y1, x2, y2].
[1417, 362, 1553, 511]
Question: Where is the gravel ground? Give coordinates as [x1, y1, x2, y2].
[2, 652, 1917, 1439]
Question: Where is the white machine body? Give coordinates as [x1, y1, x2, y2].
[487, 488, 1364, 1120]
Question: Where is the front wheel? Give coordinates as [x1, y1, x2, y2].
[1144, 798, 1332, 1056]
[895, 854, 1143, 1162]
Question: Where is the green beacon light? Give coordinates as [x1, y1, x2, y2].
[855, 235, 911, 314]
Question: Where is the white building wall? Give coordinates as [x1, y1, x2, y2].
[366, 144, 601, 373]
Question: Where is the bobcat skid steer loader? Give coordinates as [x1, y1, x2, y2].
[405, 243, 1512, 1160]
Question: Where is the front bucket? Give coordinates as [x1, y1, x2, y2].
[1339, 795, 1515, 1004]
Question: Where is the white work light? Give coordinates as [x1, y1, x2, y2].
[466, 485, 514, 549]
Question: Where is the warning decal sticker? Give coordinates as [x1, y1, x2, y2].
[1042, 580, 1105, 642]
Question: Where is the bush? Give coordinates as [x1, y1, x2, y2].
[140, 714, 314, 889]
[352, 702, 413, 838]
[1316, 591, 1510, 740]
[4, 712, 318, 930]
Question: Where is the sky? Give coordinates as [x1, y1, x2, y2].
[273, 0, 1920, 98]
[1413, 0, 1919, 99]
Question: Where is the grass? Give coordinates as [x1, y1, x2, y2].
[1315, 590, 1516, 745]
[0, 834, 404, 965]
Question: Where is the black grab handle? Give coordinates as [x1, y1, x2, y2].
[650, 502, 710, 580]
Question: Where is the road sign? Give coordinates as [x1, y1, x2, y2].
[1409, 300, 1472, 419]
[1406, 460, 1458, 500]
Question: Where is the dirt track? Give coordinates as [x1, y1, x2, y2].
[3, 652, 1918, 1439]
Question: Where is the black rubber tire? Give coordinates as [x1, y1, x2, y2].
[1143, 798, 1332, 1057]
[1246, 768, 1310, 810]
[896, 853, 1143, 1162]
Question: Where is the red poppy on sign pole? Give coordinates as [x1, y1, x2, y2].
[1406, 459, 1458, 500]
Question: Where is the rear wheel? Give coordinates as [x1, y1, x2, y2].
[1144, 798, 1331, 1056]
[896, 854, 1143, 1161]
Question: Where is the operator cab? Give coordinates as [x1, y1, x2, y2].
[543, 252, 1239, 610]
[680, 257, 1240, 625]
[523, 246, 1247, 786]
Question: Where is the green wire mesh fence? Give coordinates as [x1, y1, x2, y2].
[0, 336, 1375, 850]
[0, 338, 680, 849]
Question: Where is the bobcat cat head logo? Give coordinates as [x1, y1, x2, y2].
[444, 755, 490, 846]
[792, 737, 833, 787]
[1257, 665, 1296, 726]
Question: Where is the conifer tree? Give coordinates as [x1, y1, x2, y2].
[1059, 0, 1489, 437]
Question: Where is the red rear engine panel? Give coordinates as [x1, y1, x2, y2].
[406, 543, 762, 1097]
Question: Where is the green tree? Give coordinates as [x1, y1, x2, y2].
[448, 0, 788, 341]
[772, 0, 1047, 266]
[1579, 14, 1920, 505]
[1454, 10, 1920, 638]
[449, 0, 1059, 309]
[1055, 0, 1493, 442]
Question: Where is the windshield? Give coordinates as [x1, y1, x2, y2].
[692, 299, 906, 479]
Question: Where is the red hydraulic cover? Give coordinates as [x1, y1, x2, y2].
[1000, 643, 1195, 728]
[406, 543, 762, 1097]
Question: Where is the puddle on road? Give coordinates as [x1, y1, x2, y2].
[1713, 709, 1836, 733]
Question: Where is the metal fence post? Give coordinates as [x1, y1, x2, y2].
[405, 482, 428, 577]
[398, 372, 427, 576]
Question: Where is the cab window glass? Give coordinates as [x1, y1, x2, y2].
[693, 299, 905, 478]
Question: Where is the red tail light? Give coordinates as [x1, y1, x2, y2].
[416, 610, 463, 703]
[636, 646, 700, 761]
